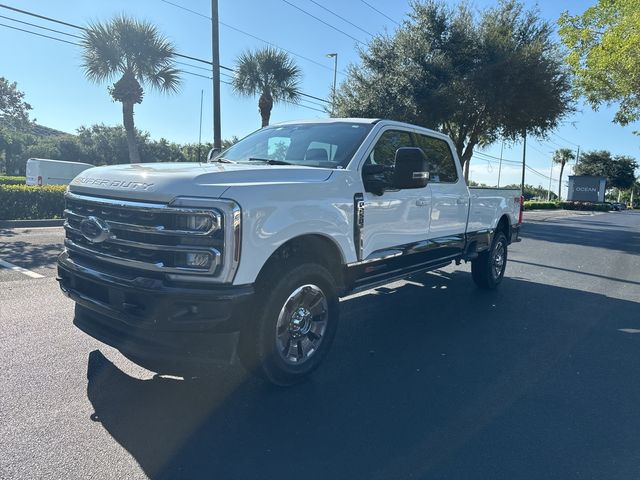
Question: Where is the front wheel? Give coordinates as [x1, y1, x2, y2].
[471, 231, 508, 289]
[238, 262, 339, 386]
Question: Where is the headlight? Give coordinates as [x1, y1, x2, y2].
[175, 214, 215, 232]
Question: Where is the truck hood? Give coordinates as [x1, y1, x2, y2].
[68, 162, 334, 203]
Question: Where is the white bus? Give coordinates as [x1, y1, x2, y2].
[25, 158, 93, 186]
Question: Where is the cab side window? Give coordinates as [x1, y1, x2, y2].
[414, 134, 458, 183]
[365, 130, 413, 182]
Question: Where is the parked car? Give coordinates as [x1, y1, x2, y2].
[611, 202, 627, 211]
[57, 119, 523, 385]
[26, 158, 93, 186]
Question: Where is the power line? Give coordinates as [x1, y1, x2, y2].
[308, 0, 374, 37]
[281, 0, 365, 44]
[551, 131, 579, 147]
[358, 0, 399, 26]
[159, 0, 209, 19]
[474, 150, 521, 164]
[0, 13, 82, 38]
[219, 21, 346, 76]
[0, 3, 331, 104]
[0, 21, 77, 45]
[156, 0, 347, 76]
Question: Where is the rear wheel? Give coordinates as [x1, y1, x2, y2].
[239, 262, 339, 386]
[471, 231, 508, 289]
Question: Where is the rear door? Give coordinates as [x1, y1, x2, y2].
[413, 131, 468, 255]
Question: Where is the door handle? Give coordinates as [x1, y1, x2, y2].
[416, 198, 429, 207]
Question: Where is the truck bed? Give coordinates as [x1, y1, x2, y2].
[467, 187, 521, 233]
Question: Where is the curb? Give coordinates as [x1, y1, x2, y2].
[0, 219, 65, 228]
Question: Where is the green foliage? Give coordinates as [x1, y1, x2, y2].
[335, 0, 573, 179]
[0, 77, 33, 129]
[0, 175, 25, 185]
[0, 185, 66, 220]
[558, 201, 611, 212]
[574, 150, 638, 190]
[559, 0, 640, 126]
[1, 122, 241, 175]
[524, 201, 558, 210]
[232, 47, 302, 127]
[552, 148, 575, 200]
[502, 183, 557, 201]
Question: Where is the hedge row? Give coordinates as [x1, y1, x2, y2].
[0, 185, 66, 220]
[524, 200, 612, 212]
[0, 175, 26, 186]
[523, 201, 558, 210]
[558, 201, 611, 212]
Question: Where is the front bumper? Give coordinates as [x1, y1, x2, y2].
[57, 251, 254, 372]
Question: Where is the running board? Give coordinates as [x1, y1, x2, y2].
[347, 259, 455, 295]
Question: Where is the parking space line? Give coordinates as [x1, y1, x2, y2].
[0, 259, 45, 279]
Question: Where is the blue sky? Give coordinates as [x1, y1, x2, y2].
[1, 0, 638, 193]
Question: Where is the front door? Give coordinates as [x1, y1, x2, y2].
[359, 128, 432, 260]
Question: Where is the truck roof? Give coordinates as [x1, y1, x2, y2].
[272, 118, 446, 138]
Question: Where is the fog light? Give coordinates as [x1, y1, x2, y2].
[176, 214, 213, 232]
[176, 251, 212, 269]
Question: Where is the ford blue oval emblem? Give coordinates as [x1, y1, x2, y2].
[79, 216, 111, 243]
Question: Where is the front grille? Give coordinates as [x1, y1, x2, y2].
[64, 193, 223, 276]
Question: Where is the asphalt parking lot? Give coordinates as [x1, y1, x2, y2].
[1, 210, 639, 479]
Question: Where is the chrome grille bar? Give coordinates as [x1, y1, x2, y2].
[63, 193, 223, 276]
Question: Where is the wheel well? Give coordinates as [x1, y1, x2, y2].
[496, 215, 511, 242]
[256, 234, 345, 290]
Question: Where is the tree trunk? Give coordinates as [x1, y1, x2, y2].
[258, 91, 273, 128]
[122, 100, 141, 163]
[460, 140, 477, 183]
[558, 161, 565, 201]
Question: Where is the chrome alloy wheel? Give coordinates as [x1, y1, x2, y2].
[275, 284, 328, 365]
[492, 241, 506, 279]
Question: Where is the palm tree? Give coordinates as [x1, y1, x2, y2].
[553, 148, 575, 201]
[81, 15, 181, 163]
[232, 48, 302, 127]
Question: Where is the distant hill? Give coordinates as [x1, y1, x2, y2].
[0, 119, 72, 138]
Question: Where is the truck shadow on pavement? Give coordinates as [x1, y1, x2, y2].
[85, 272, 640, 480]
[0, 240, 63, 269]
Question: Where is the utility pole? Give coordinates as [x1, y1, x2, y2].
[520, 131, 527, 194]
[547, 156, 553, 201]
[211, 0, 222, 152]
[497, 141, 504, 187]
[197, 89, 204, 162]
[326, 53, 338, 116]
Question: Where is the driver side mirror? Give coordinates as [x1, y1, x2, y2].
[392, 147, 430, 189]
[207, 147, 221, 162]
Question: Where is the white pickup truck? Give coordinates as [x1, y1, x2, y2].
[58, 119, 522, 385]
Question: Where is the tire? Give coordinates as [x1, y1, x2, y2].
[471, 231, 508, 290]
[238, 261, 339, 386]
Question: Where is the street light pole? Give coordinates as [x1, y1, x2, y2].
[326, 53, 338, 116]
[520, 130, 527, 194]
[547, 157, 553, 201]
[211, 0, 222, 152]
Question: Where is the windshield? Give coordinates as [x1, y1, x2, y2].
[214, 122, 373, 168]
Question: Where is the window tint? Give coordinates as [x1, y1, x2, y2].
[414, 134, 458, 183]
[366, 129, 413, 169]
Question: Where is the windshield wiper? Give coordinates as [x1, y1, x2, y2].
[210, 157, 236, 164]
[248, 157, 293, 166]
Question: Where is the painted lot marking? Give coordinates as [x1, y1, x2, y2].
[0, 259, 44, 279]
